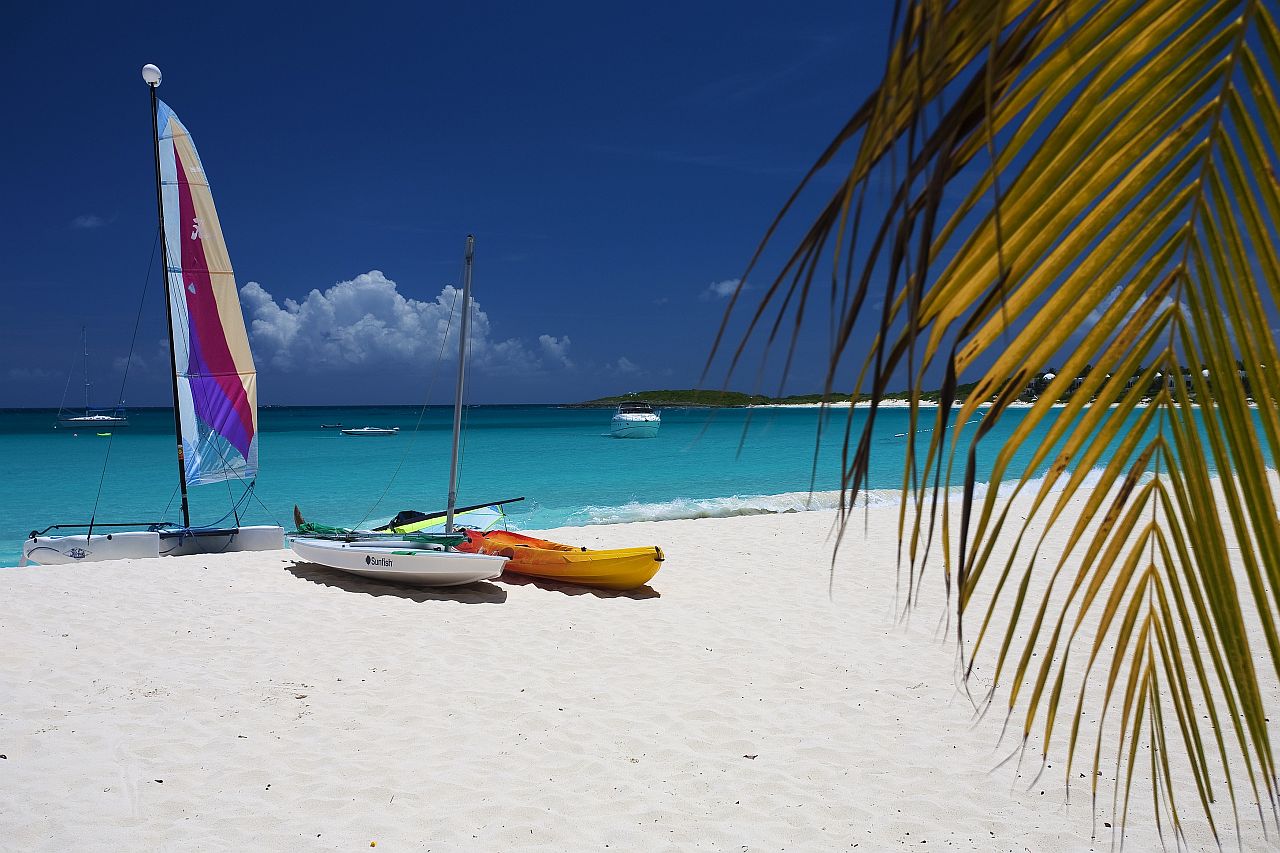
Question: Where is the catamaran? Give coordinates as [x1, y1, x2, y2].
[21, 65, 284, 565]
[289, 236, 508, 586]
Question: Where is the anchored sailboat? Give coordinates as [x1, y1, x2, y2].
[21, 64, 284, 565]
[56, 326, 129, 429]
[290, 236, 508, 586]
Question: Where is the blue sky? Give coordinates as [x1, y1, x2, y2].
[1, 1, 891, 406]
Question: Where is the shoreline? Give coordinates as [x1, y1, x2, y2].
[0, 466, 1247, 567]
[2, 492, 1272, 849]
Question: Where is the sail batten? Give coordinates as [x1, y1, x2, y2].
[157, 100, 258, 486]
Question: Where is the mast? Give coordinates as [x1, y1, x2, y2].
[144, 63, 191, 529]
[81, 326, 90, 414]
[445, 235, 475, 534]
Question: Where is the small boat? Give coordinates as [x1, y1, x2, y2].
[611, 401, 660, 438]
[350, 499, 665, 590]
[290, 237, 507, 587]
[56, 327, 129, 429]
[290, 536, 503, 587]
[320, 423, 343, 429]
[59, 412, 129, 428]
[22, 64, 284, 565]
[459, 529, 664, 590]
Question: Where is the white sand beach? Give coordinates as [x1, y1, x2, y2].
[2, 497, 1274, 851]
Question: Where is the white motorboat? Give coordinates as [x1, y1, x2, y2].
[341, 427, 400, 436]
[611, 402, 660, 438]
[22, 64, 284, 565]
[291, 236, 508, 587]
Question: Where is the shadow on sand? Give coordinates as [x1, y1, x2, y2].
[285, 561, 507, 605]
[498, 571, 660, 600]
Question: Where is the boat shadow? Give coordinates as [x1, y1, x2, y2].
[498, 571, 660, 600]
[285, 562, 508, 605]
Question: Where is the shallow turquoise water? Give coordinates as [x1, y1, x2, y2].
[0, 403, 1234, 565]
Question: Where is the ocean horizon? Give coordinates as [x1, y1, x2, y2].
[0, 402, 1250, 566]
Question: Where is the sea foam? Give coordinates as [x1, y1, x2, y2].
[556, 467, 1118, 527]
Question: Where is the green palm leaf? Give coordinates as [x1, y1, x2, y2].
[714, 0, 1280, 840]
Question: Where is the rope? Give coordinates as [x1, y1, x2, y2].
[352, 282, 462, 529]
[113, 230, 160, 405]
[86, 229, 160, 539]
[456, 295, 477, 499]
[55, 340, 79, 419]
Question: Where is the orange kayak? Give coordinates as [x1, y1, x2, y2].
[459, 529, 664, 590]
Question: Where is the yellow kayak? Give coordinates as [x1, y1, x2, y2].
[460, 529, 664, 590]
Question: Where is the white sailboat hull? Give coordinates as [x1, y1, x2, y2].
[21, 525, 285, 566]
[58, 416, 129, 427]
[290, 536, 507, 587]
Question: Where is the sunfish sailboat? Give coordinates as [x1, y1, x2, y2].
[302, 481, 667, 590]
[289, 237, 507, 587]
[21, 64, 283, 565]
[376, 505, 666, 591]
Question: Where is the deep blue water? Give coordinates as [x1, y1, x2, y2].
[0, 403, 1241, 565]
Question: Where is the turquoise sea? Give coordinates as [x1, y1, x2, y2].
[0, 403, 1245, 566]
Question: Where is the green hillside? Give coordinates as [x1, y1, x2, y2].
[573, 384, 982, 407]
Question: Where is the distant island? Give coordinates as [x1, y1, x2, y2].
[571, 385, 980, 408]
[574, 365, 1255, 408]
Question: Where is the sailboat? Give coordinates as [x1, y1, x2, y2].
[56, 327, 129, 429]
[20, 64, 284, 565]
[289, 236, 508, 587]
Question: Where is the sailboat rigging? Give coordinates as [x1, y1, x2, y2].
[289, 236, 509, 586]
[21, 64, 284, 565]
[291, 237, 667, 590]
[56, 327, 129, 428]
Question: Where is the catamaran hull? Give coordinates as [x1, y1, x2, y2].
[21, 526, 285, 566]
[290, 536, 506, 587]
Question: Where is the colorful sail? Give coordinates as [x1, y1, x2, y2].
[156, 100, 258, 486]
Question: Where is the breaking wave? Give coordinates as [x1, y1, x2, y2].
[555, 467, 1115, 527]
[567, 489, 900, 526]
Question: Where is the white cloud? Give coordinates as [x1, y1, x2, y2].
[539, 334, 573, 368]
[614, 356, 640, 374]
[6, 367, 57, 381]
[1084, 286, 1179, 330]
[240, 271, 570, 376]
[701, 278, 742, 301]
[109, 340, 170, 376]
[71, 214, 107, 229]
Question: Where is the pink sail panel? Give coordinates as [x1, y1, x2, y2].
[157, 100, 259, 486]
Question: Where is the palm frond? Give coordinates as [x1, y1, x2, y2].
[715, 0, 1280, 839]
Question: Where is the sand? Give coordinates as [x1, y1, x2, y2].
[1, 499, 1275, 851]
